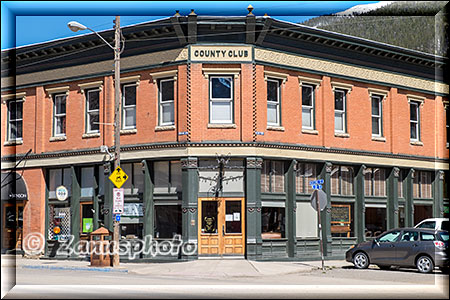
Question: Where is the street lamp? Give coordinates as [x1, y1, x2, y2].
[68, 17, 122, 267]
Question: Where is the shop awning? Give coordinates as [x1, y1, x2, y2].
[1, 172, 28, 201]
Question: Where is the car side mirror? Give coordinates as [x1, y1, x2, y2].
[373, 238, 380, 246]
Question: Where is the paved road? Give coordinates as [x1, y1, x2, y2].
[4, 264, 449, 298]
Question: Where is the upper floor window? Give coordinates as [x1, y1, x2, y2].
[331, 165, 354, 196]
[364, 168, 386, 197]
[122, 84, 137, 129]
[261, 160, 285, 193]
[53, 94, 67, 136]
[209, 76, 233, 124]
[267, 79, 281, 126]
[334, 89, 347, 133]
[371, 95, 383, 137]
[410, 101, 420, 141]
[7, 100, 23, 141]
[159, 79, 175, 126]
[86, 89, 100, 133]
[302, 84, 315, 130]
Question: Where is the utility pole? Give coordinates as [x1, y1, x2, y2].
[112, 15, 121, 267]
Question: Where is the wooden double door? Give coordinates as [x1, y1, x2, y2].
[198, 198, 245, 256]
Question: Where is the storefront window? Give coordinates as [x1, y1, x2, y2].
[81, 203, 94, 234]
[121, 162, 145, 194]
[331, 203, 354, 238]
[413, 204, 433, 225]
[413, 171, 432, 199]
[81, 167, 94, 197]
[48, 204, 71, 241]
[154, 161, 182, 193]
[398, 205, 405, 227]
[120, 203, 144, 239]
[154, 205, 182, 238]
[261, 207, 285, 239]
[296, 162, 317, 194]
[296, 202, 317, 238]
[331, 165, 354, 196]
[398, 170, 404, 198]
[364, 168, 386, 197]
[261, 160, 285, 193]
[365, 205, 386, 238]
[48, 168, 72, 199]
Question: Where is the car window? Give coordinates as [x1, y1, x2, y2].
[420, 232, 436, 241]
[416, 221, 435, 229]
[438, 232, 449, 242]
[442, 221, 449, 231]
[378, 231, 401, 242]
[400, 231, 419, 242]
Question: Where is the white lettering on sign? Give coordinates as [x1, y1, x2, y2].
[190, 45, 253, 62]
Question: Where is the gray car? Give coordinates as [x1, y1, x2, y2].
[345, 228, 449, 273]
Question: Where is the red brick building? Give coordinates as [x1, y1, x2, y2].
[1, 11, 448, 260]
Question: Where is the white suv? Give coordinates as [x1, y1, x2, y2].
[414, 218, 449, 231]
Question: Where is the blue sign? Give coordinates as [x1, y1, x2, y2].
[178, 131, 188, 136]
[309, 179, 324, 186]
[312, 184, 323, 190]
[255, 131, 265, 135]
[115, 214, 121, 222]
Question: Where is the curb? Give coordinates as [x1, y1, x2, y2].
[22, 265, 128, 273]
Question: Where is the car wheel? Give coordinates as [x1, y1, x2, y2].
[416, 256, 434, 273]
[353, 252, 369, 269]
[377, 265, 391, 270]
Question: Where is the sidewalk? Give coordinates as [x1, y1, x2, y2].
[2, 255, 352, 278]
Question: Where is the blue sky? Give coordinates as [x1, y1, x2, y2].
[2, 1, 379, 50]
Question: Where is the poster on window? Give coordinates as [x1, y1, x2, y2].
[122, 203, 144, 217]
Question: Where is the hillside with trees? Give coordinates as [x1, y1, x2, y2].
[300, 1, 448, 56]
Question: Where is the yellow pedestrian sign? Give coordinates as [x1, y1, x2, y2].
[109, 166, 129, 188]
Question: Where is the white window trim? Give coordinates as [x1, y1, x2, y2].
[409, 101, 420, 142]
[203, 68, 240, 79]
[7, 99, 24, 142]
[301, 83, 315, 130]
[159, 78, 175, 126]
[371, 94, 383, 138]
[331, 81, 353, 94]
[209, 75, 234, 124]
[298, 76, 322, 89]
[53, 93, 67, 137]
[86, 89, 100, 133]
[122, 83, 138, 130]
[264, 70, 288, 84]
[267, 78, 281, 127]
[334, 89, 347, 134]
[150, 70, 178, 83]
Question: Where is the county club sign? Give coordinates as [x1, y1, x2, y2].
[190, 45, 253, 62]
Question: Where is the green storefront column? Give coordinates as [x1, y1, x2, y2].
[433, 170, 445, 218]
[93, 166, 100, 231]
[142, 160, 154, 258]
[354, 165, 365, 243]
[44, 173, 49, 256]
[319, 162, 332, 256]
[404, 169, 415, 227]
[103, 162, 114, 232]
[181, 157, 199, 260]
[70, 166, 81, 258]
[386, 167, 400, 229]
[286, 160, 297, 258]
[246, 157, 263, 260]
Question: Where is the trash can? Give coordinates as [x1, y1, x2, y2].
[90, 227, 113, 267]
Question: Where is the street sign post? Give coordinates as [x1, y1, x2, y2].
[310, 179, 326, 271]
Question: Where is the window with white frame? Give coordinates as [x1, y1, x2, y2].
[371, 95, 382, 137]
[410, 101, 420, 141]
[302, 84, 315, 130]
[159, 79, 175, 126]
[86, 89, 100, 133]
[334, 89, 346, 133]
[7, 99, 23, 141]
[209, 76, 233, 124]
[267, 79, 281, 126]
[53, 94, 67, 136]
[122, 84, 137, 129]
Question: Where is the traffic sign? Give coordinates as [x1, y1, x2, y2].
[309, 179, 324, 186]
[109, 166, 129, 188]
[310, 189, 327, 211]
[56, 185, 68, 201]
[115, 214, 121, 222]
[113, 188, 124, 214]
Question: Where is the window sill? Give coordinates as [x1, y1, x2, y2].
[302, 129, 318, 135]
[155, 125, 175, 132]
[82, 132, 100, 139]
[267, 126, 285, 132]
[120, 129, 137, 135]
[410, 141, 423, 146]
[372, 136, 386, 142]
[335, 132, 350, 138]
[207, 124, 237, 129]
[50, 136, 67, 142]
[4, 139, 23, 146]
